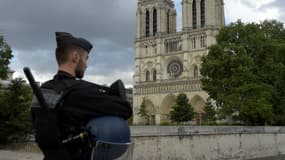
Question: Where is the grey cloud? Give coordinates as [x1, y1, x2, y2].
[239, 0, 285, 21]
[0, 0, 137, 85]
[272, 1, 285, 22]
[0, 0, 136, 50]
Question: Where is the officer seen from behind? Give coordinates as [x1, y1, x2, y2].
[31, 32, 132, 160]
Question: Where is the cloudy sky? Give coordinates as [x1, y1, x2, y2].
[1, 0, 284, 87]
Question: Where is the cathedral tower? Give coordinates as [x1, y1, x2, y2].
[182, 0, 224, 31]
[136, 0, 177, 38]
[133, 0, 225, 125]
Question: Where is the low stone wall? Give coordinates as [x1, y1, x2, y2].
[131, 126, 285, 160]
[2, 126, 285, 160]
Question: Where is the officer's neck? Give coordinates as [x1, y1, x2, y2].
[58, 64, 76, 77]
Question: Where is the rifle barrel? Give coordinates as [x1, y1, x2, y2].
[23, 67, 49, 110]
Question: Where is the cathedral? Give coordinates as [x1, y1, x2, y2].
[133, 0, 225, 125]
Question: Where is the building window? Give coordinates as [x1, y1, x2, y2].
[167, 61, 183, 78]
[201, 0, 205, 27]
[167, 10, 170, 34]
[146, 10, 150, 37]
[153, 70, 157, 81]
[200, 36, 203, 48]
[192, 37, 196, 49]
[194, 65, 199, 78]
[192, 0, 197, 29]
[200, 35, 206, 48]
[153, 8, 157, 36]
[146, 70, 150, 82]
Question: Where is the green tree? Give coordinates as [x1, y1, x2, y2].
[202, 99, 216, 123]
[0, 78, 33, 144]
[137, 98, 150, 124]
[170, 94, 194, 123]
[0, 36, 13, 79]
[201, 20, 285, 125]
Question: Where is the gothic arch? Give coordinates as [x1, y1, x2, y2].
[194, 65, 199, 78]
[166, 9, 170, 34]
[145, 9, 150, 37]
[201, 0, 205, 27]
[190, 64, 199, 78]
[192, 0, 197, 29]
[190, 95, 206, 125]
[152, 69, 157, 82]
[153, 8, 157, 36]
[160, 94, 176, 122]
[145, 98, 156, 125]
[190, 95, 206, 113]
[145, 70, 150, 82]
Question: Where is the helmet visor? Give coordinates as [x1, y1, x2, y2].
[91, 140, 134, 160]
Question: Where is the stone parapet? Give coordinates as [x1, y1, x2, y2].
[134, 78, 202, 95]
[131, 126, 285, 137]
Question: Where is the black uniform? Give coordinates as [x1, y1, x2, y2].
[32, 71, 132, 160]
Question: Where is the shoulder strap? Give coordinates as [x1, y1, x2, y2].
[54, 79, 82, 108]
[31, 79, 81, 109]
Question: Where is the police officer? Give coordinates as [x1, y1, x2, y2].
[33, 32, 132, 160]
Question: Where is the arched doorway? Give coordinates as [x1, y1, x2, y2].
[160, 94, 176, 123]
[145, 99, 156, 125]
[190, 95, 206, 125]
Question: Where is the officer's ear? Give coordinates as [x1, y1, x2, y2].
[71, 51, 80, 64]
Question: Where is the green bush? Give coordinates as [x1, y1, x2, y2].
[0, 78, 33, 144]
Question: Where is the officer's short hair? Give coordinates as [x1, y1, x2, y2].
[55, 45, 86, 65]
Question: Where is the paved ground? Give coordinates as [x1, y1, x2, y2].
[0, 150, 42, 160]
[0, 150, 284, 160]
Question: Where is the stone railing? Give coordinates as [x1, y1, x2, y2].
[164, 35, 182, 53]
[134, 79, 202, 95]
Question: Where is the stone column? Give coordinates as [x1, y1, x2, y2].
[142, 10, 146, 37]
[182, 0, 193, 31]
[196, 0, 201, 28]
[157, 7, 162, 34]
[182, 32, 188, 51]
[221, 0, 225, 26]
[149, 8, 153, 36]
[182, 0, 188, 31]
[136, 8, 142, 38]
[171, 10, 177, 33]
[155, 113, 161, 125]
[134, 42, 141, 83]
[161, 8, 167, 33]
[188, 0, 193, 29]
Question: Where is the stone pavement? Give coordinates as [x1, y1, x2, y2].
[0, 150, 42, 160]
[0, 150, 284, 160]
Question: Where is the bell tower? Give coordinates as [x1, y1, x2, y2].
[136, 0, 177, 38]
[182, 0, 225, 31]
[133, 0, 225, 125]
[134, 0, 177, 84]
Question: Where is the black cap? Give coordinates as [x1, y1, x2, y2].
[55, 32, 93, 53]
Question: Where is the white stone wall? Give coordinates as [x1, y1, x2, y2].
[131, 126, 285, 160]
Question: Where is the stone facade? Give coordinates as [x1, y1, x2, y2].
[133, 0, 225, 125]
